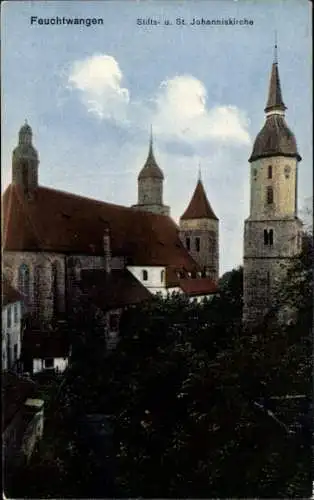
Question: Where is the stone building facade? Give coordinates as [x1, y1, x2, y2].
[243, 51, 303, 326]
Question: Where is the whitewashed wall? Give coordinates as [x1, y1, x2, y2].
[33, 357, 68, 374]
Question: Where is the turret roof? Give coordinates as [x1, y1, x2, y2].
[180, 179, 218, 221]
[138, 133, 164, 180]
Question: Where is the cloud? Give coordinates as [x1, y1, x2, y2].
[67, 54, 130, 121]
[152, 75, 251, 145]
[66, 55, 250, 147]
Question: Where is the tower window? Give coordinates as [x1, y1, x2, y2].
[160, 270, 165, 283]
[264, 229, 274, 246]
[284, 165, 291, 178]
[186, 237, 191, 251]
[142, 270, 148, 281]
[266, 186, 274, 205]
[269, 229, 274, 246]
[195, 237, 200, 252]
[268, 165, 272, 179]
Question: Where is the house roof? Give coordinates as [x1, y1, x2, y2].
[180, 180, 218, 221]
[2, 278, 23, 307]
[22, 330, 70, 359]
[179, 277, 217, 296]
[80, 269, 152, 311]
[2, 372, 37, 429]
[2, 184, 198, 270]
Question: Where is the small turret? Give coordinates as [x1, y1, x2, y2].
[132, 128, 170, 216]
[12, 120, 39, 196]
[180, 174, 219, 281]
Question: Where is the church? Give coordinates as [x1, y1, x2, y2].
[2, 122, 219, 329]
[2, 46, 303, 333]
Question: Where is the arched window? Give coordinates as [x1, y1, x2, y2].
[266, 186, 274, 205]
[268, 165, 272, 179]
[186, 237, 191, 251]
[18, 263, 30, 304]
[34, 265, 41, 318]
[52, 261, 64, 316]
[195, 237, 200, 252]
[142, 270, 148, 281]
[160, 270, 165, 283]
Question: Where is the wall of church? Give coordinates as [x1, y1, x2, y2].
[249, 156, 298, 219]
[127, 265, 167, 294]
[3, 251, 66, 323]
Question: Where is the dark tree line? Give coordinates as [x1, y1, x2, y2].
[7, 236, 313, 498]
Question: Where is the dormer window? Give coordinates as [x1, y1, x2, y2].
[142, 270, 148, 281]
[267, 165, 272, 179]
[266, 186, 273, 205]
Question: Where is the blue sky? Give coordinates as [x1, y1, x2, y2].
[1, 0, 312, 274]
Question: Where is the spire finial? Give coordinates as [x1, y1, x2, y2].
[24, 118, 28, 125]
[149, 124, 153, 151]
[198, 162, 202, 182]
[274, 30, 278, 64]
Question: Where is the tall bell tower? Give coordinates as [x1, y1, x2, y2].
[243, 45, 303, 326]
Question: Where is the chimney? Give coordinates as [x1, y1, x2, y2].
[103, 227, 111, 274]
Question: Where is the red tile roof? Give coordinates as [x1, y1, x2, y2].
[80, 269, 152, 310]
[2, 372, 37, 429]
[179, 278, 217, 296]
[2, 278, 23, 307]
[2, 184, 198, 270]
[180, 180, 218, 221]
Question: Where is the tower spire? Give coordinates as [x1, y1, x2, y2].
[264, 38, 286, 114]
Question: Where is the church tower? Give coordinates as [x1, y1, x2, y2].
[243, 47, 303, 326]
[12, 120, 39, 196]
[132, 130, 170, 216]
[179, 175, 219, 282]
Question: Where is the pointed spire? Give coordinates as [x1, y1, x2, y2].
[264, 38, 286, 114]
[181, 179, 218, 220]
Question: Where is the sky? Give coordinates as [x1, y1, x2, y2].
[1, 0, 312, 274]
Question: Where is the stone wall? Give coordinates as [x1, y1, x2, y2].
[179, 218, 219, 282]
[249, 156, 298, 219]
